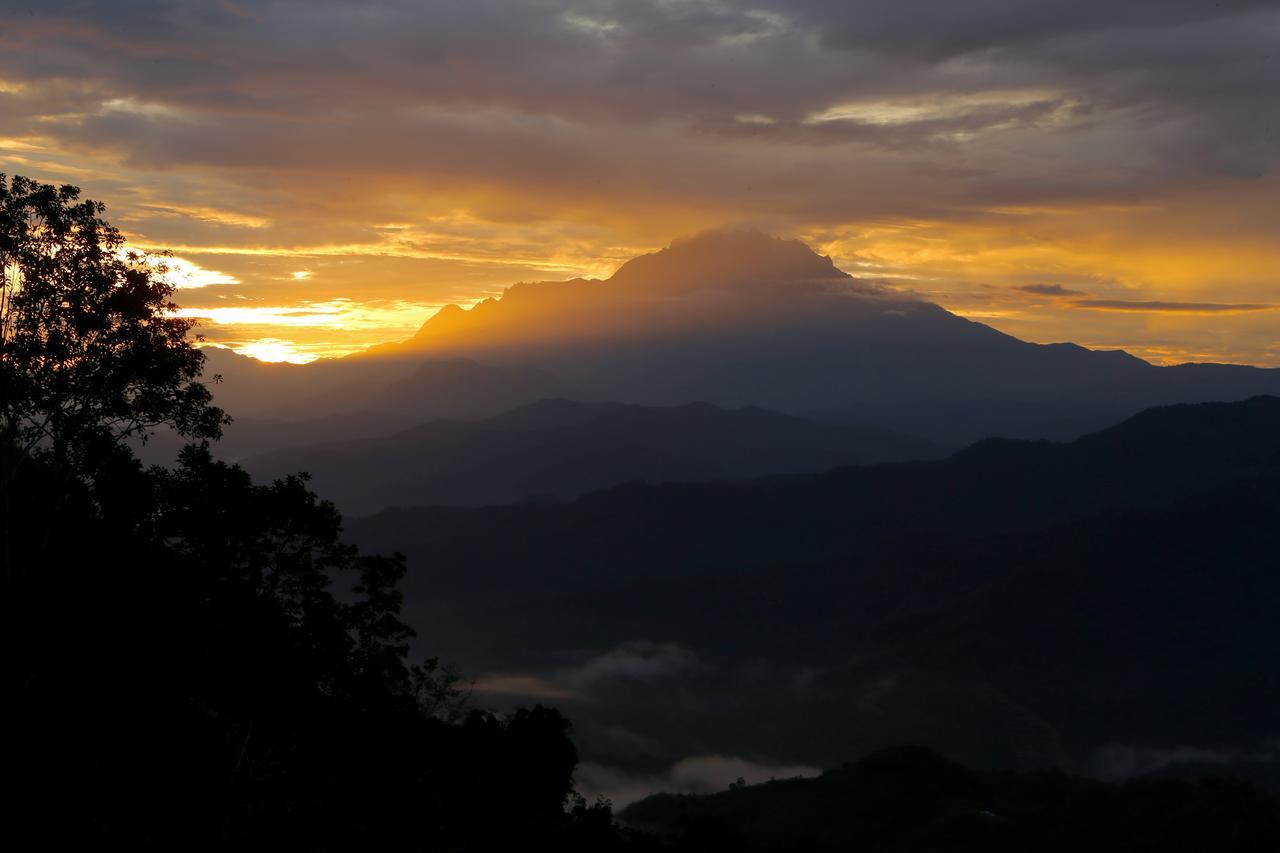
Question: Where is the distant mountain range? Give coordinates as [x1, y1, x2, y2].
[198, 350, 569, 424]
[136, 355, 572, 464]
[200, 231, 1280, 446]
[343, 396, 1280, 785]
[241, 399, 940, 514]
[175, 233, 1280, 798]
[170, 233, 1280, 804]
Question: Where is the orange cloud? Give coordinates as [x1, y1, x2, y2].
[0, 1, 1275, 364]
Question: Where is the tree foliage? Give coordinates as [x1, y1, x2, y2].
[0, 174, 225, 472]
[5, 442, 622, 848]
[0, 177, 624, 849]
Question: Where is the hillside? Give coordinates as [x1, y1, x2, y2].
[243, 399, 940, 513]
[620, 746, 1280, 852]
[343, 397, 1280, 786]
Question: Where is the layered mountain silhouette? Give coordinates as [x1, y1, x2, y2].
[199, 348, 570, 423]
[170, 234, 1280, 803]
[356, 230, 1279, 443]
[137, 351, 573, 463]
[241, 399, 940, 514]
[343, 397, 1280, 783]
[197, 231, 1280, 446]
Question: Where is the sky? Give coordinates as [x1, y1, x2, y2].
[1, 0, 1277, 364]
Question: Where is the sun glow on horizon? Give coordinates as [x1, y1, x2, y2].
[177, 298, 496, 362]
[223, 339, 316, 364]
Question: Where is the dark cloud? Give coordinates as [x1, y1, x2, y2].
[1073, 299, 1276, 312]
[561, 641, 701, 689]
[4, 0, 1275, 191]
[1019, 284, 1087, 296]
[780, 0, 1280, 179]
[576, 755, 821, 809]
[1088, 739, 1280, 782]
[781, 1, 1276, 60]
[473, 641, 702, 702]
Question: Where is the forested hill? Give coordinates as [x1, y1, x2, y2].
[343, 397, 1280, 778]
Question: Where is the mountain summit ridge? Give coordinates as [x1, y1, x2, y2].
[607, 229, 851, 290]
[205, 232, 1280, 444]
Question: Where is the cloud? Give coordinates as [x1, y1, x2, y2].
[1073, 299, 1276, 313]
[1, 1, 1277, 364]
[576, 755, 822, 809]
[470, 641, 701, 704]
[470, 674, 582, 702]
[1088, 739, 1280, 782]
[561, 641, 701, 688]
[1018, 284, 1087, 297]
[7, 1, 1276, 214]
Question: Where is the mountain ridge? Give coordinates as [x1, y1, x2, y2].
[197, 232, 1280, 446]
[243, 398, 941, 514]
[341, 396, 1280, 781]
[349, 231, 1279, 443]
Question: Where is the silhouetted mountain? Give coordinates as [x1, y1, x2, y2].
[195, 233, 1280, 447]
[135, 350, 575, 465]
[243, 399, 940, 514]
[621, 746, 1280, 852]
[134, 410, 421, 466]
[343, 397, 1280, 787]
[358, 231, 1280, 444]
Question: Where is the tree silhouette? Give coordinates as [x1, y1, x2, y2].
[0, 175, 228, 596]
[0, 175, 225, 470]
[0, 177, 624, 849]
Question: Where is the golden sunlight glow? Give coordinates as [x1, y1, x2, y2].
[228, 338, 316, 364]
[174, 298, 439, 330]
[0, 138, 44, 152]
[807, 90, 1069, 125]
[139, 203, 273, 229]
[100, 97, 188, 119]
[174, 298, 455, 359]
[151, 239, 619, 277]
[121, 249, 239, 289]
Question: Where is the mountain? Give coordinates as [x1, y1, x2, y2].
[199, 348, 570, 423]
[620, 746, 1280, 851]
[133, 351, 576, 465]
[364, 230, 1280, 444]
[193, 232, 1280, 447]
[342, 397, 1280, 787]
[242, 399, 940, 514]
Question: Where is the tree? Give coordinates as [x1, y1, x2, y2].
[5, 439, 630, 849]
[0, 174, 225, 474]
[0, 176, 627, 849]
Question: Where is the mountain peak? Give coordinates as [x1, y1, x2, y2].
[608, 229, 849, 291]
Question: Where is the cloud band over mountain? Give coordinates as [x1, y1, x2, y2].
[1, 1, 1276, 364]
